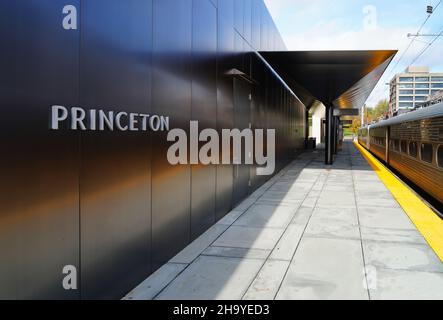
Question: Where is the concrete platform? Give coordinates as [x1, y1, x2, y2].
[124, 140, 443, 300]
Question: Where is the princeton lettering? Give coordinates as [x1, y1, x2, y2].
[50, 105, 169, 132]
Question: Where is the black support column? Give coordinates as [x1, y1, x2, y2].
[333, 116, 339, 155]
[305, 108, 309, 148]
[325, 104, 333, 165]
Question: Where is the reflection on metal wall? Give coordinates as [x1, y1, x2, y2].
[0, 0, 305, 299]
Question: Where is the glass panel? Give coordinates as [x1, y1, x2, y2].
[394, 140, 399, 151]
[438, 146, 443, 168]
[400, 90, 414, 94]
[431, 83, 443, 88]
[399, 77, 414, 82]
[399, 102, 413, 108]
[415, 90, 429, 95]
[431, 76, 443, 82]
[421, 143, 433, 163]
[399, 83, 413, 88]
[409, 141, 418, 158]
[401, 141, 407, 153]
[415, 83, 429, 88]
[415, 96, 427, 101]
[415, 77, 429, 82]
[399, 96, 413, 101]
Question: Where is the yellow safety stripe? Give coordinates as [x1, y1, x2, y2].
[354, 141, 443, 262]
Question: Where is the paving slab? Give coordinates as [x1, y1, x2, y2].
[243, 260, 290, 300]
[300, 196, 318, 208]
[212, 226, 284, 250]
[305, 217, 360, 240]
[269, 224, 306, 261]
[255, 198, 304, 207]
[269, 182, 313, 193]
[170, 224, 229, 264]
[363, 241, 443, 273]
[275, 237, 368, 300]
[357, 197, 401, 208]
[355, 190, 395, 199]
[323, 184, 355, 192]
[216, 210, 245, 226]
[316, 191, 357, 208]
[358, 206, 416, 230]
[369, 268, 443, 300]
[259, 190, 309, 201]
[360, 227, 427, 245]
[156, 256, 264, 300]
[123, 263, 187, 300]
[291, 206, 315, 225]
[311, 206, 358, 224]
[234, 203, 298, 229]
[202, 246, 270, 260]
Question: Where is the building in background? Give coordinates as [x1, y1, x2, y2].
[419, 89, 443, 108]
[389, 66, 443, 115]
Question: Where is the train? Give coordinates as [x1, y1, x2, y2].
[358, 102, 443, 206]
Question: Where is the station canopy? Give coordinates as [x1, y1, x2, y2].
[259, 50, 397, 113]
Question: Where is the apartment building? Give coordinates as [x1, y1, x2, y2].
[389, 66, 443, 114]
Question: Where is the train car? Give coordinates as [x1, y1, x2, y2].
[358, 102, 443, 205]
[357, 126, 370, 149]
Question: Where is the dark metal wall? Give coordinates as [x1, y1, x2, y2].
[0, 0, 305, 299]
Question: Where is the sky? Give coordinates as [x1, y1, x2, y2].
[264, 0, 443, 108]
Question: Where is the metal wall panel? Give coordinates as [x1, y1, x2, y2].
[251, 0, 261, 50]
[79, 0, 153, 299]
[151, 0, 192, 270]
[234, 0, 245, 36]
[190, 0, 217, 239]
[260, 2, 269, 51]
[250, 54, 266, 188]
[215, 11, 235, 220]
[232, 79, 252, 205]
[0, 0, 306, 299]
[0, 1, 80, 299]
[244, 0, 252, 44]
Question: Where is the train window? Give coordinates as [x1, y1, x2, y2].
[420, 143, 433, 163]
[409, 142, 418, 158]
[438, 146, 443, 168]
[401, 141, 407, 154]
[392, 139, 399, 152]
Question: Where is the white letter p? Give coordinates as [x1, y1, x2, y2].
[51, 105, 68, 130]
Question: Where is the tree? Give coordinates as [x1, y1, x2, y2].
[361, 99, 389, 125]
[372, 99, 389, 120]
[350, 118, 361, 134]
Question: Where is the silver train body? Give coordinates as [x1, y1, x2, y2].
[358, 102, 443, 205]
